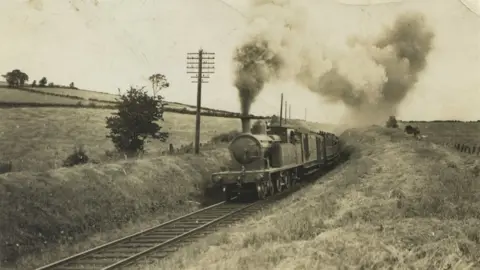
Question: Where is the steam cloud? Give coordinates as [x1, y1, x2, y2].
[299, 12, 435, 125]
[233, 0, 435, 124]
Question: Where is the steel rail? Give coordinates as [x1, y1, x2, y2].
[35, 201, 233, 270]
[102, 201, 258, 269]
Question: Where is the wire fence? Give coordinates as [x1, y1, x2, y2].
[443, 142, 480, 156]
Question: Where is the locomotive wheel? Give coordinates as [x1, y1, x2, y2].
[284, 173, 291, 190]
[274, 175, 282, 193]
[256, 182, 268, 200]
[265, 178, 274, 196]
[291, 171, 297, 186]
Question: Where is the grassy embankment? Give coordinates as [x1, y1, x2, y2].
[0, 147, 233, 267]
[137, 126, 480, 270]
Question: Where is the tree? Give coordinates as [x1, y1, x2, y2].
[31, 80, 37, 87]
[148, 73, 170, 97]
[48, 82, 54, 87]
[106, 86, 169, 156]
[69, 82, 75, 89]
[39, 77, 47, 87]
[386, 116, 398, 128]
[2, 69, 29, 87]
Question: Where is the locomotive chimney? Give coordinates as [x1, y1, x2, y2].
[240, 115, 252, 133]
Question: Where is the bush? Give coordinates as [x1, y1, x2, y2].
[39, 77, 47, 87]
[404, 125, 420, 137]
[385, 116, 398, 128]
[63, 145, 89, 167]
[106, 86, 169, 156]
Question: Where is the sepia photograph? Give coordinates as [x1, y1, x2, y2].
[0, 0, 479, 269]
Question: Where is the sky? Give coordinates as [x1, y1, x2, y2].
[0, 0, 479, 123]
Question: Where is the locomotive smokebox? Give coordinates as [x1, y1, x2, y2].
[240, 116, 252, 133]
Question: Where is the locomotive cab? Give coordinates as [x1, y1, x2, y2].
[267, 125, 298, 144]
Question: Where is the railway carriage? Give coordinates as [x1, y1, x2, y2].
[211, 116, 341, 201]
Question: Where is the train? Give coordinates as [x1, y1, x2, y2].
[211, 116, 341, 201]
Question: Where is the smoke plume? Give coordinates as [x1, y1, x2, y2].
[233, 40, 283, 115]
[233, 0, 435, 123]
[298, 12, 435, 125]
[232, 0, 308, 115]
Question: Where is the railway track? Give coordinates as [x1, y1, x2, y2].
[34, 152, 347, 270]
[35, 193, 288, 270]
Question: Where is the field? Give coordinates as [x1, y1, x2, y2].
[0, 87, 87, 105]
[137, 126, 480, 269]
[0, 107, 246, 172]
[0, 87, 117, 107]
[28, 86, 119, 102]
[400, 121, 480, 152]
[17, 85, 234, 114]
[0, 82, 336, 173]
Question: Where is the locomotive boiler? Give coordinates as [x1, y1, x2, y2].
[211, 116, 340, 201]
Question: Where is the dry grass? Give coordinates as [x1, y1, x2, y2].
[0, 148, 230, 267]
[0, 107, 241, 172]
[135, 126, 480, 270]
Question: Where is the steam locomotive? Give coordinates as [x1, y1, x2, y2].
[211, 116, 341, 201]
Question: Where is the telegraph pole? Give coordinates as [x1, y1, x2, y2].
[284, 101, 288, 124]
[279, 93, 283, 127]
[186, 49, 215, 154]
[304, 108, 307, 121]
[289, 104, 291, 120]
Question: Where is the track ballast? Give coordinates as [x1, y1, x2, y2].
[35, 196, 279, 270]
